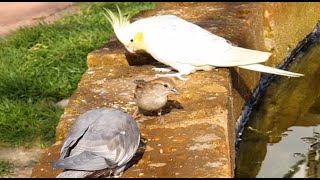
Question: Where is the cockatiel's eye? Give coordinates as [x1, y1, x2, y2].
[163, 84, 168, 88]
[130, 39, 134, 42]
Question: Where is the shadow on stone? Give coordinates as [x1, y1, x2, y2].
[125, 52, 159, 66]
[230, 67, 253, 101]
[125, 137, 147, 171]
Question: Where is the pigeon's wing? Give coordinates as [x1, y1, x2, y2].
[74, 109, 141, 166]
[56, 170, 93, 178]
[55, 108, 140, 172]
[52, 151, 112, 171]
[59, 109, 108, 158]
[114, 117, 141, 166]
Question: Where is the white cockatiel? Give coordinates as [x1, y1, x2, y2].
[104, 7, 304, 80]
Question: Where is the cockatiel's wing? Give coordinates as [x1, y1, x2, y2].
[137, 15, 271, 67]
[52, 108, 140, 174]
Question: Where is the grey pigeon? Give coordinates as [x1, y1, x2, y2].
[52, 108, 141, 178]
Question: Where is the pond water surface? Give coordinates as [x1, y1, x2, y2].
[236, 24, 320, 178]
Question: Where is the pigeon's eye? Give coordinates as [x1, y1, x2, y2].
[130, 39, 134, 42]
[164, 84, 168, 88]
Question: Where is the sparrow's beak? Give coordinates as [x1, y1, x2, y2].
[171, 87, 180, 95]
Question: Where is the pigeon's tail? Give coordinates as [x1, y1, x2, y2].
[56, 170, 93, 178]
[238, 64, 304, 77]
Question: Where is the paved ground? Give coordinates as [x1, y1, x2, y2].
[0, 147, 43, 178]
[0, 2, 75, 36]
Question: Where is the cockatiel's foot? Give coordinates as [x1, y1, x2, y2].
[152, 67, 173, 72]
[155, 73, 189, 81]
[196, 65, 215, 71]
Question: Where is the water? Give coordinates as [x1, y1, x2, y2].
[235, 24, 320, 178]
[255, 126, 320, 178]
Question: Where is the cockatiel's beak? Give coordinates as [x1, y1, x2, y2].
[126, 46, 136, 53]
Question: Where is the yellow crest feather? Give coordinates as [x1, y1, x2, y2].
[103, 6, 130, 32]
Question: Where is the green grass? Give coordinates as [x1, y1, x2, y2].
[0, 159, 14, 177]
[0, 2, 155, 147]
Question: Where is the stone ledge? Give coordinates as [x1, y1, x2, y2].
[32, 51, 234, 177]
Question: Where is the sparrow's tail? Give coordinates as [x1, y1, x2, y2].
[238, 64, 304, 77]
[56, 170, 93, 178]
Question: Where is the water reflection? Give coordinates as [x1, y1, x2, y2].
[253, 126, 320, 178]
[236, 23, 320, 178]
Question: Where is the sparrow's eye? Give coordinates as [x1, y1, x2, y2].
[130, 39, 134, 42]
[164, 84, 168, 88]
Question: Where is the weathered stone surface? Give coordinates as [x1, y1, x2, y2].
[31, 2, 320, 178]
[32, 42, 234, 177]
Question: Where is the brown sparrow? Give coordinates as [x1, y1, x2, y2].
[133, 77, 180, 124]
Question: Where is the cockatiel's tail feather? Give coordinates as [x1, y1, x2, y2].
[177, 45, 273, 67]
[216, 46, 272, 67]
[206, 46, 303, 77]
[238, 64, 304, 77]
